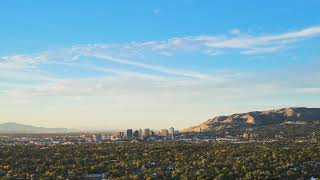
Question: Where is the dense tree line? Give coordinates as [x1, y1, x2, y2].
[0, 140, 319, 179]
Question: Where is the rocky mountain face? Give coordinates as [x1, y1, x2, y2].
[182, 107, 320, 132]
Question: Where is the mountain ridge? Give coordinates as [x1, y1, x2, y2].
[182, 107, 320, 132]
[0, 122, 72, 133]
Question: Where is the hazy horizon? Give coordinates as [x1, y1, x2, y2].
[1, 1, 320, 129]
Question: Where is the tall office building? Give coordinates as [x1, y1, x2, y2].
[127, 129, 133, 139]
[144, 128, 151, 137]
[160, 129, 169, 137]
[139, 129, 143, 139]
[133, 130, 140, 139]
[169, 127, 175, 138]
[92, 134, 102, 142]
[116, 132, 124, 139]
[151, 130, 155, 136]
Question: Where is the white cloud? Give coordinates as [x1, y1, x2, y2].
[80, 53, 208, 79]
[55, 25, 320, 59]
[122, 25, 320, 54]
[1, 25, 320, 73]
[1, 25, 320, 96]
[1, 60, 320, 129]
[203, 50, 223, 56]
[297, 87, 320, 94]
[1, 26, 320, 97]
[49, 61, 169, 81]
[229, 28, 241, 35]
[0, 45, 209, 81]
[206, 26, 320, 53]
[1, 25, 320, 129]
[5, 66, 319, 108]
[0, 54, 47, 69]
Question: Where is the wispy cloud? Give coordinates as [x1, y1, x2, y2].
[206, 26, 320, 53]
[49, 61, 169, 81]
[89, 25, 320, 55]
[229, 28, 241, 35]
[0, 45, 208, 80]
[0, 54, 48, 69]
[1, 25, 320, 73]
[80, 53, 208, 79]
[5, 63, 320, 103]
[1, 25, 320, 100]
[76, 25, 320, 59]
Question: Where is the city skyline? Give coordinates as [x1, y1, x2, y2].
[0, 1, 320, 129]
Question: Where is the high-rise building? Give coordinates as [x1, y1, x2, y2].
[112, 131, 124, 140]
[150, 130, 155, 136]
[118, 132, 124, 138]
[160, 129, 169, 137]
[144, 128, 150, 137]
[127, 129, 133, 139]
[92, 134, 103, 142]
[133, 130, 140, 139]
[139, 129, 143, 139]
[169, 127, 175, 138]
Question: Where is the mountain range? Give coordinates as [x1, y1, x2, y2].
[2, 107, 320, 133]
[0, 122, 71, 133]
[182, 107, 320, 132]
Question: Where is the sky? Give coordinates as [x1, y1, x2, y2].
[0, 0, 320, 130]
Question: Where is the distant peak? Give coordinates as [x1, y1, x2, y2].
[2, 122, 20, 125]
[0, 122, 71, 133]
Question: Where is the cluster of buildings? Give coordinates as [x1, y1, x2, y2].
[1, 127, 318, 146]
[127, 127, 175, 139]
[0, 127, 179, 145]
[92, 127, 177, 142]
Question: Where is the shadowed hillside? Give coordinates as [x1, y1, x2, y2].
[182, 107, 320, 132]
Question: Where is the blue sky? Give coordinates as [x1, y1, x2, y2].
[0, 1, 320, 130]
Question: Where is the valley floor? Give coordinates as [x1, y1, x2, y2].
[0, 140, 319, 179]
